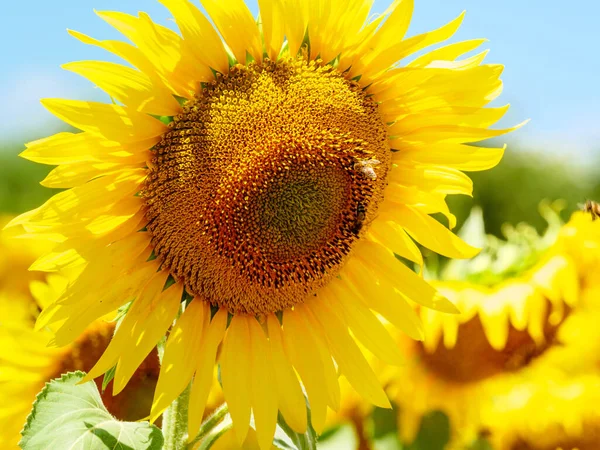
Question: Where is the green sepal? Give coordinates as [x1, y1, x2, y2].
[20, 371, 164, 450]
[274, 410, 318, 450]
[153, 114, 174, 125]
[101, 365, 116, 393]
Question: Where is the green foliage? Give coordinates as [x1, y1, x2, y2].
[316, 424, 358, 450]
[449, 147, 600, 236]
[372, 405, 400, 439]
[0, 146, 53, 215]
[274, 411, 318, 450]
[20, 371, 164, 450]
[405, 411, 450, 450]
[320, 407, 453, 450]
[437, 201, 564, 285]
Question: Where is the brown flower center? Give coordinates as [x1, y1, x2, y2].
[511, 434, 600, 450]
[143, 58, 389, 314]
[418, 302, 563, 383]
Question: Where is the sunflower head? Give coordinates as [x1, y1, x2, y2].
[484, 374, 600, 450]
[142, 57, 390, 314]
[421, 203, 578, 357]
[382, 206, 600, 446]
[6, 0, 522, 447]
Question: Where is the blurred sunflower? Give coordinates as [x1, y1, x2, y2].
[6, 0, 520, 447]
[384, 207, 600, 447]
[0, 215, 53, 313]
[0, 275, 162, 449]
[483, 375, 600, 450]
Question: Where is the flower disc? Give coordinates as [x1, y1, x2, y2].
[143, 58, 390, 314]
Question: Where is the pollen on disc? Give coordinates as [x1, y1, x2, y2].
[143, 58, 390, 314]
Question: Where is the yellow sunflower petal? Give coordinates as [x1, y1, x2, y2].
[306, 0, 372, 64]
[374, 64, 504, 109]
[112, 279, 182, 394]
[63, 60, 181, 116]
[159, 0, 229, 74]
[478, 289, 511, 351]
[272, 0, 306, 57]
[359, 11, 465, 83]
[385, 105, 509, 130]
[355, 240, 461, 313]
[186, 309, 228, 437]
[339, 0, 410, 70]
[7, 169, 145, 229]
[367, 219, 423, 266]
[394, 144, 505, 172]
[41, 99, 166, 144]
[342, 257, 425, 340]
[248, 319, 278, 450]
[41, 161, 142, 189]
[390, 205, 479, 259]
[266, 315, 307, 434]
[67, 29, 180, 96]
[221, 315, 252, 446]
[326, 281, 405, 365]
[95, 10, 199, 94]
[199, 0, 263, 63]
[282, 310, 330, 434]
[257, 0, 285, 60]
[152, 299, 206, 419]
[347, 0, 413, 74]
[20, 132, 152, 165]
[307, 301, 390, 409]
[408, 38, 487, 68]
[49, 255, 155, 347]
[388, 165, 473, 196]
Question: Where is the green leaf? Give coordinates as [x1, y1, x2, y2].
[405, 411, 450, 450]
[20, 371, 164, 450]
[371, 405, 404, 450]
[316, 424, 357, 450]
[371, 405, 400, 440]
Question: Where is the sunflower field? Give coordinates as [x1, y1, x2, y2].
[1, 1, 599, 449]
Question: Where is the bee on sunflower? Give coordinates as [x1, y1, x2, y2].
[5, 0, 521, 448]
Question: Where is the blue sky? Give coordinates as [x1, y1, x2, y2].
[2, 0, 599, 155]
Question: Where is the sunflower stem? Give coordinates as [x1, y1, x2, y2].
[186, 403, 229, 449]
[162, 382, 191, 450]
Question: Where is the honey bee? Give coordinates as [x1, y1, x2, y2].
[581, 200, 600, 221]
[351, 203, 367, 235]
[354, 158, 381, 181]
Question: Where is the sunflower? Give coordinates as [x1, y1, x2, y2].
[383, 209, 600, 447]
[0, 216, 53, 311]
[6, 1, 520, 447]
[0, 275, 162, 449]
[483, 374, 600, 450]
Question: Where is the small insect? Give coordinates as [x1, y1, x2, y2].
[351, 203, 367, 235]
[581, 199, 600, 221]
[354, 158, 381, 180]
